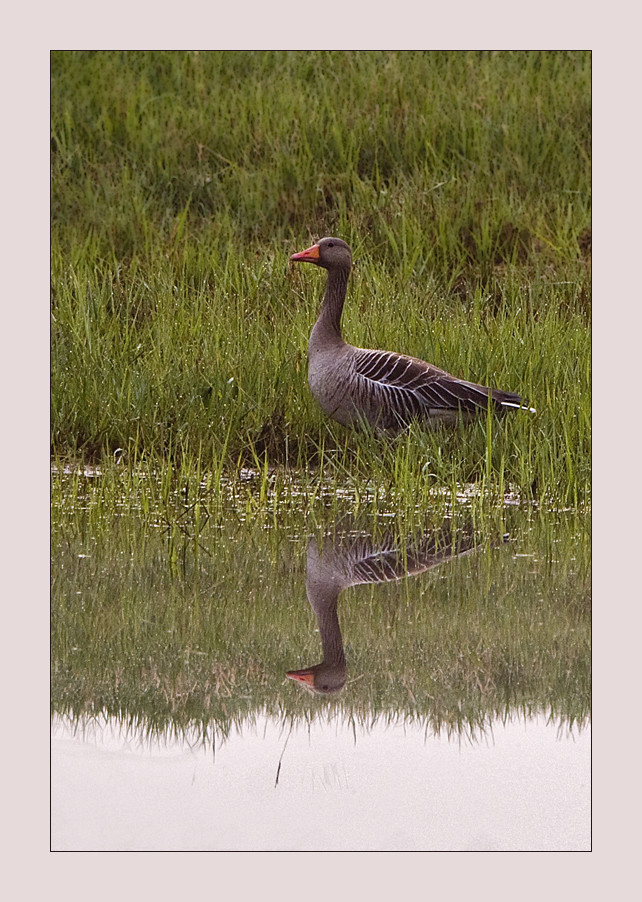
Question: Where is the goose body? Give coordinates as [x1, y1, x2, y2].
[290, 237, 534, 431]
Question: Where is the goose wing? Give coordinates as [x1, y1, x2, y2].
[352, 347, 523, 419]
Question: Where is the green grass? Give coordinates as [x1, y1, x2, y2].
[51, 50, 591, 507]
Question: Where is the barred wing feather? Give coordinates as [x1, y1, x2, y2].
[352, 347, 523, 426]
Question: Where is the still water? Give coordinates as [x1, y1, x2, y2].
[52, 712, 589, 851]
[51, 471, 590, 851]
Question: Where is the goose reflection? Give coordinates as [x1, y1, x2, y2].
[286, 524, 478, 695]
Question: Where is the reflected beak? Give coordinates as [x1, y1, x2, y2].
[290, 243, 320, 263]
[286, 668, 316, 686]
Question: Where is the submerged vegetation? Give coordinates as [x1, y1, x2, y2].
[51, 50, 591, 508]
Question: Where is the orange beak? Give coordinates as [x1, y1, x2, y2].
[290, 243, 320, 263]
[286, 668, 316, 686]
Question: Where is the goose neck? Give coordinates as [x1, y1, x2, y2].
[316, 265, 350, 339]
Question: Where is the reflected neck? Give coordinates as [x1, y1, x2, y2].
[316, 595, 347, 668]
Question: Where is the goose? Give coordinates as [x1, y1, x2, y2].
[290, 237, 534, 431]
[286, 526, 478, 695]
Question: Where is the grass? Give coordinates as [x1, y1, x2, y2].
[51, 50, 591, 507]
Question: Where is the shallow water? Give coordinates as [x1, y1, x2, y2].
[51, 471, 590, 851]
[52, 711, 589, 852]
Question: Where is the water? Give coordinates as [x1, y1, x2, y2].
[51, 471, 591, 851]
[52, 712, 589, 851]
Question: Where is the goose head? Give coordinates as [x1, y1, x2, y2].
[290, 237, 352, 270]
[286, 662, 347, 695]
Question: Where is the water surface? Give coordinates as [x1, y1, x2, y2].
[51, 471, 590, 850]
[52, 711, 589, 851]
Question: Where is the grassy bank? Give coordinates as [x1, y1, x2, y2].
[51, 50, 591, 506]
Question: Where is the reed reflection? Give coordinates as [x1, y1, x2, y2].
[286, 523, 478, 695]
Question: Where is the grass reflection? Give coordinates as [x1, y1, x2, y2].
[51, 471, 590, 743]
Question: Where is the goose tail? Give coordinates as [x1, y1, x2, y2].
[499, 399, 537, 414]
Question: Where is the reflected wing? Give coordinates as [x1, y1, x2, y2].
[345, 533, 477, 588]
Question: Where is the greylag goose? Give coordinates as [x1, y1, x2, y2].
[290, 237, 535, 431]
[286, 526, 478, 695]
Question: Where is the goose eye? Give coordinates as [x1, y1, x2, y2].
[327, 242, 334, 248]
